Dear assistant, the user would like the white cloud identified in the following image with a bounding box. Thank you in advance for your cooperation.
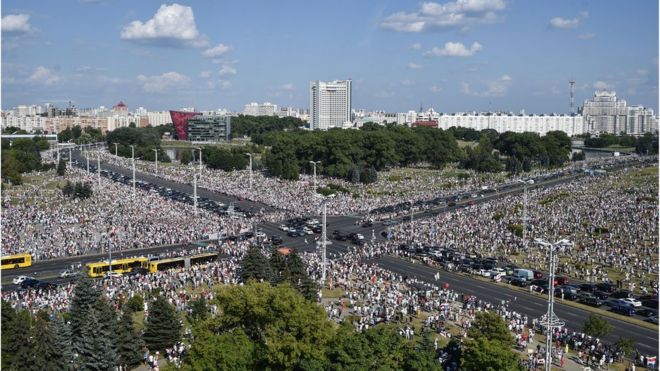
[121,4,207,47]
[382,0,506,33]
[430,85,442,93]
[28,66,60,86]
[2,14,33,33]
[410,43,422,50]
[401,79,416,86]
[593,81,611,90]
[424,41,482,57]
[550,12,588,29]
[578,33,595,40]
[199,71,211,79]
[207,80,231,90]
[280,83,295,91]
[137,71,189,92]
[407,62,422,69]
[202,43,231,58]
[461,74,512,97]
[218,65,237,76]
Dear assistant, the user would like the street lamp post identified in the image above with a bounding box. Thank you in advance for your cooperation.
[130,145,136,197]
[97,152,101,188]
[245,153,253,189]
[86,151,90,172]
[309,161,321,190]
[68,148,72,168]
[113,143,118,158]
[534,238,571,371]
[193,173,198,215]
[518,179,535,251]
[196,147,203,175]
[152,149,159,175]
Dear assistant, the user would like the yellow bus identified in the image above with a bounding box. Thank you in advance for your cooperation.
[148,252,218,273]
[1,253,33,270]
[86,257,148,278]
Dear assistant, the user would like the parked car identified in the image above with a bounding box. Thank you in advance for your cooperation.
[648,315,659,324]
[596,282,616,293]
[636,308,658,318]
[578,294,603,307]
[510,278,530,287]
[271,235,283,245]
[620,298,642,307]
[610,291,633,299]
[578,283,598,293]
[20,278,40,289]
[13,276,35,285]
[554,276,569,285]
[593,291,610,300]
[611,304,635,316]
[34,281,57,290]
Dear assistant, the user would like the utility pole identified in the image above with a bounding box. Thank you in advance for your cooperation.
[152,148,158,175]
[245,153,253,189]
[86,152,90,173]
[68,148,72,168]
[130,145,136,198]
[410,203,414,243]
[321,199,327,285]
[518,179,534,251]
[97,152,101,188]
[113,143,118,158]
[196,147,203,176]
[193,173,198,215]
[534,238,571,371]
[309,161,321,190]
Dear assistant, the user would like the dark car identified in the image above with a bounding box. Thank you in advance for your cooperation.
[596,282,616,293]
[361,221,373,228]
[531,279,546,287]
[34,281,58,290]
[352,239,366,246]
[578,294,603,307]
[610,291,633,299]
[287,230,299,238]
[578,283,598,293]
[271,235,283,245]
[554,276,569,286]
[611,304,635,316]
[636,308,658,318]
[510,278,530,287]
[334,234,347,241]
[641,298,658,309]
[20,278,40,289]
[592,291,610,300]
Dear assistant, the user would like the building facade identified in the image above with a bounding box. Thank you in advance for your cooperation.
[437,113,584,136]
[582,91,657,135]
[187,115,231,142]
[310,79,352,130]
[243,102,277,116]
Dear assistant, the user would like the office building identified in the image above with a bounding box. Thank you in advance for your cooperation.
[581,90,657,135]
[243,102,277,116]
[187,115,231,142]
[310,79,352,130]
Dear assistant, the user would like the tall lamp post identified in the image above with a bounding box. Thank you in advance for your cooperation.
[245,153,253,189]
[97,152,101,188]
[195,147,203,175]
[68,147,72,169]
[152,148,159,175]
[309,161,321,190]
[113,143,118,158]
[130,145,136,197]
[518,179,535,251]
[193,173,198,215]
[534,238,571,371]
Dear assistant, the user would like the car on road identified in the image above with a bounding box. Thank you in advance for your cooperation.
[287,230,299,238]
[271,235,283,245]
[636,308,658,318]
[361,221,373,228]
[578,293,603,307]
[611,304,635,316]
[510,278,530,287]
[554,276,569,286]
[12,276,35,285]
[34,281,58,290]
[20,278,40,289]
[578,283,598,293]
[648,315,659,324]
[619,298,642,307]
[59,269,80,278]
[595,282,616,293]
[610,290,633,299]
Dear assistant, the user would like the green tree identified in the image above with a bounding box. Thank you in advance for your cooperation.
[32,316,67,371]
[78,308,117,371]
[70,277,101,352]
[57,158,66,176]
[582,315,613,339]
[467,311,515,347]
[143,295,181,351]
[117,310,143,368]
[188,297,209,323]
[72,125,82,140]
[5,309,34,371]
[614,337,635,363]
[1,301,18,368]
[239,246,273,283]
[182,328,255,371]
[125,294,144,312]
[58,127,73,143]
[461,337,521,371]
[52,316,74,367]
[180,150,193,165]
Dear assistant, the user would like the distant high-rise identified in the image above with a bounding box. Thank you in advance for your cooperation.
[310,79,352,130]
[582,91,657,135]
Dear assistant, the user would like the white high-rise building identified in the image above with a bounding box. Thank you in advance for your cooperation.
[310,79,352,130]
[582,91,657,135]
[243,102,277,116]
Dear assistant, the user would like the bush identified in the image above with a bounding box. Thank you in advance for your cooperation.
[125,295,144,312]
[507,223,523,238]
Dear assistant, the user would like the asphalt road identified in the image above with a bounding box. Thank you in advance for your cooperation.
[6,149,655,352]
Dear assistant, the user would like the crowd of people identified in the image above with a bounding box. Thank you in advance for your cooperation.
[387,164,659,295]
[1,166,258,260]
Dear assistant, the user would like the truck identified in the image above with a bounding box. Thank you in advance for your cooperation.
[513,268,534,281]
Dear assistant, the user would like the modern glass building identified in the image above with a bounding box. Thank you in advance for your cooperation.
[187,115,231,142]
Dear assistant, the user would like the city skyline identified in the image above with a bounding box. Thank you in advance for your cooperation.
[2,0,658,113]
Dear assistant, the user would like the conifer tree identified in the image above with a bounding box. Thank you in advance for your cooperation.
[52,316,74,367]
[239,246,272,283]
[70,277,101,351]
[32,316,67,371]
[116,310,143,368]
[1,300,17,367]
[78,308,117,371]
[5,310,33,371]
[143,295,181,351]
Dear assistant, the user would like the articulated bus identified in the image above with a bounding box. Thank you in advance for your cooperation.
[86,257,149,278]
[1,253,33,270]
[147,252,219,273]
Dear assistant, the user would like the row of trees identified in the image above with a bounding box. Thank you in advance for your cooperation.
[1,278,181,371]
[105,126,172,162]
[582,132,658,155]
[57,125,104,144]
[231,115,305,139]
[61,181,94,199]
[1,137,52,185]
[259,124,573,180]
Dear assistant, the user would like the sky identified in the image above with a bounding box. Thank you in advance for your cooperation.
[1,0,658,113]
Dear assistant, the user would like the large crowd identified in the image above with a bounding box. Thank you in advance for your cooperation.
[388,164,659,295]
[89,146,636,217]
[1,166,258,260]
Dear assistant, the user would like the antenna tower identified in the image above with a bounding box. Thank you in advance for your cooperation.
[569,79,576,115]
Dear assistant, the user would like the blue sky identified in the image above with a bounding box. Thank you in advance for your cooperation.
[2,0,658,113]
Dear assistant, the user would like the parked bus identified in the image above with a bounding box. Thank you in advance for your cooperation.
[1,253,32,270]
[147,252,218,273]
[86,257,148,278]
